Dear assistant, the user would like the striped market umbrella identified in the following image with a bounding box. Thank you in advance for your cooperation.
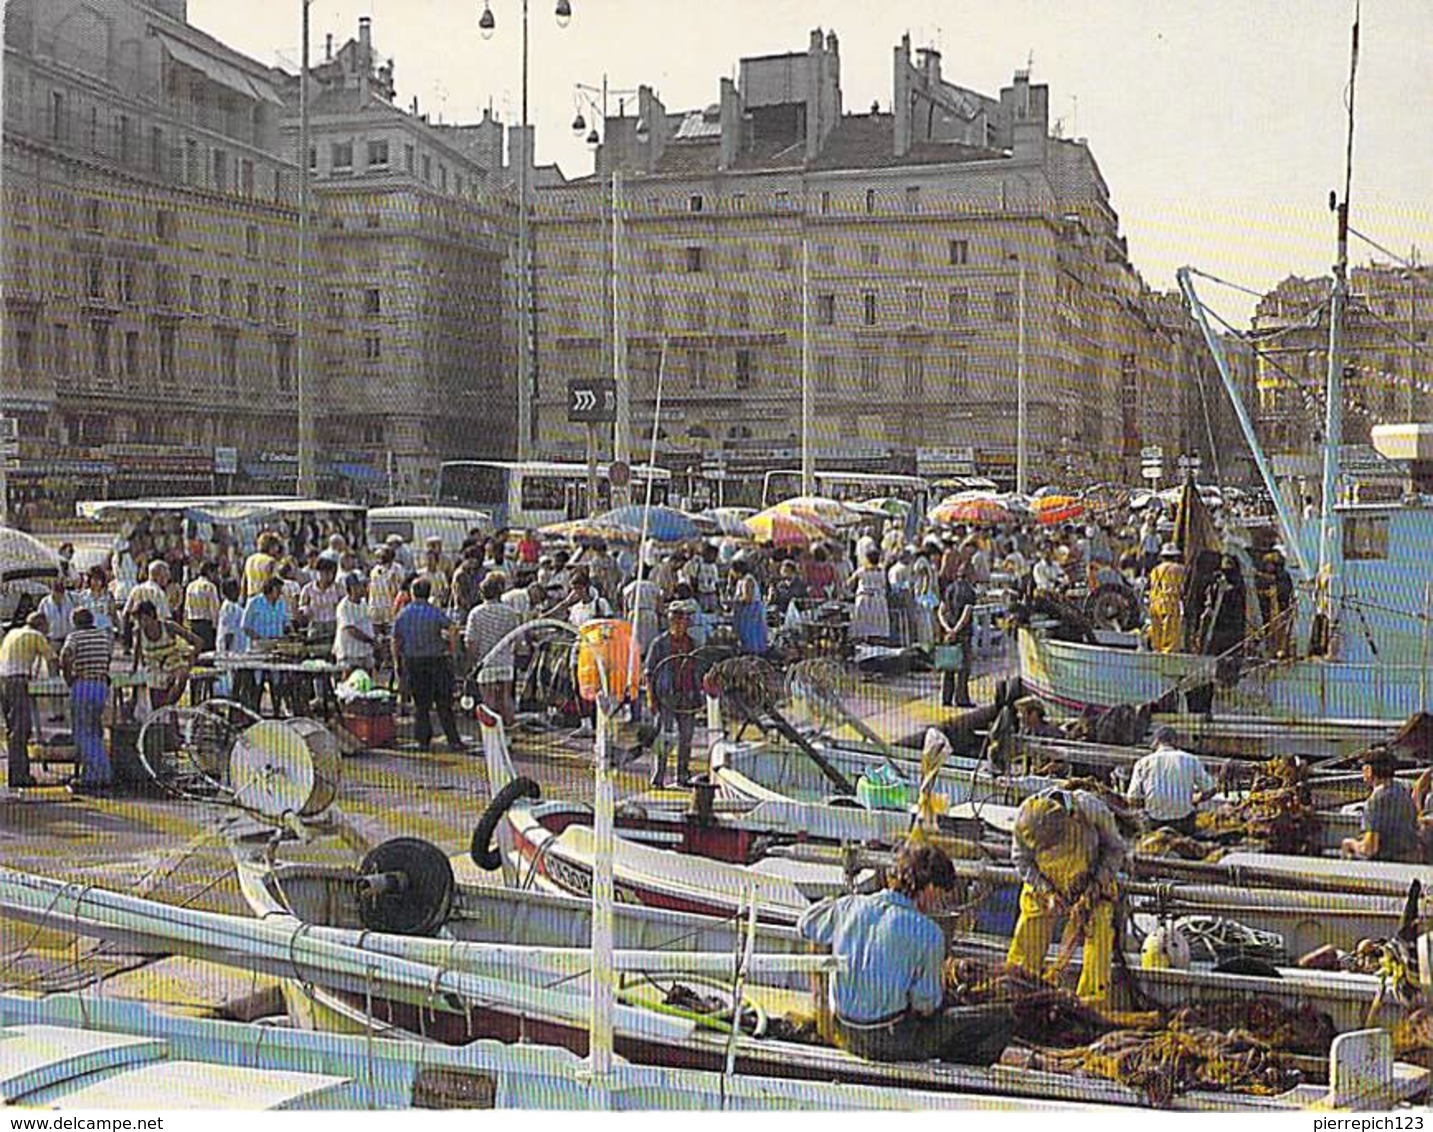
[745,511,830,548]
[1029,494,1086,525]
[929,498,1013,526]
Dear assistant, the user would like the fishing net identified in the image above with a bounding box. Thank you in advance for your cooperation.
[943,957,1327,1104]
[1196,757,1321,854]
[1137,828,1226,861]
[1027,1022,1303,1107]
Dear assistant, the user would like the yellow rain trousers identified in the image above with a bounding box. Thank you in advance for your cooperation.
[1145,561,1185,654]
[1006,822,1115,1004]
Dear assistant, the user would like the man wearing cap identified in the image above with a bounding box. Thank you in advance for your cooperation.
[643,599,704,787]
[1146,542,1185,654]
[1342,748,1421,863]
[1008,786,1126,1003]
[1126,726,1216,836]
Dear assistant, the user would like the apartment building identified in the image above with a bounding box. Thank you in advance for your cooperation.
[532,31,1206,492]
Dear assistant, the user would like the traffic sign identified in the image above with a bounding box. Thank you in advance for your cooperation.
[214,446,238,476]
[1141,466,1162,481]
[608,460,631,489]
[1140,445,1163,461]
[567,379,617,424]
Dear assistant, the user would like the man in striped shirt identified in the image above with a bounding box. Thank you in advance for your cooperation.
[61,608,112,793]
[184,561,221,653]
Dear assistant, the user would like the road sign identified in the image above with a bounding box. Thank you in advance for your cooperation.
[567,379,617,424]
[214,446,238,476]
[608,460,631,489]
[1141,466,1162,481]
[1140,445,1163,462]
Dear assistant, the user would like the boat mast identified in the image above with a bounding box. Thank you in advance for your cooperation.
[1314,2,1360,656]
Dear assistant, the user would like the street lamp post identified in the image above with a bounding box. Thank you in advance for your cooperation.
[573,79,646,505]
[296,0,316,497]
[481,0,571,462]
[1010,253,1028,494]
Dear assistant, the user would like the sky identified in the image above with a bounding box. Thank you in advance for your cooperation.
[188,0,1433,326]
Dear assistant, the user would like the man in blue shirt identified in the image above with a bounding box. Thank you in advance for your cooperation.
[240,576,292,714]
[393,577,464,751]
[797,843,1012,1064]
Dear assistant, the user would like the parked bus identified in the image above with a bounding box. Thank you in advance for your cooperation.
[435,461,672,530]
[760,470,931,517]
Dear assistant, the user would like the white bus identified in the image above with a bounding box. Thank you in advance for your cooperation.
[760,470,931,516]
[435,461,672,530]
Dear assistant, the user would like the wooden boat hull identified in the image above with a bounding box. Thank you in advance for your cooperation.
[1018,629,1430,724]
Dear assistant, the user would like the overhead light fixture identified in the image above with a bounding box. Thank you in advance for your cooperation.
[554,0,572,26]
[478,3,495,38]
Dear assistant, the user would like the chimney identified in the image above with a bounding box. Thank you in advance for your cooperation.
[718,77,740,170]
[893,34,913,157]
[357,17,372,103]
[637,85,667,173]
[1009,71,1047,162]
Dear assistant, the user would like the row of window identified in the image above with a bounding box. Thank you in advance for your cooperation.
[619,239,972,276]
[11,317,292,393]
[621,346,969,397]
[629,286,1007,332]
[40,89,283,203]
[313,138,469,197]
[61,254,291,324]
[670,186,969,216]
[325,287,384,321]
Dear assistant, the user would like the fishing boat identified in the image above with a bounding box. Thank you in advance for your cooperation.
[1018,29,1433,727]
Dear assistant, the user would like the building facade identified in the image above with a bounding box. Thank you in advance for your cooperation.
[1253,262,1430,494]
[532,31,1211,495]
[2,0,301,519]
[276,18,521,502]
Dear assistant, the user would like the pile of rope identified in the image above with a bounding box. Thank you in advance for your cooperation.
[943,957,1125,1047]
[1028,1021,1303,1107]
[1196,756,1321,854]
[1136,827,1226,862]
[943,957,1328,1104]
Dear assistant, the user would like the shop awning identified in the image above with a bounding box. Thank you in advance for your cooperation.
[334,462,385,484]
[155,31,284,106]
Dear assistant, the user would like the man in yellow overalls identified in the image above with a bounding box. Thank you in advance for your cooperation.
[1007,787,1127,1003]
[1145,541,1186,654]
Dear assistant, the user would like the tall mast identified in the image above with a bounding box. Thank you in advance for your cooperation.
[1313,2,1360,656]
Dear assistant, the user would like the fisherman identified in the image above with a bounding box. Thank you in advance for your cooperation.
[1125,725,1216,836]
[1014,696,1063,739]
[1203,553,1249,683]
[1341,748,1421,863]
[643,599,704,788]
[1253,549,1296,659]
[1008,786,1126,1003]
[798,843,1002,1063]
[1145,542,1185,654]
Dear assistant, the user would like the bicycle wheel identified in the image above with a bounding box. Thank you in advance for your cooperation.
[137,702,253,801]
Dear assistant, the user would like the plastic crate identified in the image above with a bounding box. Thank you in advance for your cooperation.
[342,709,395,749]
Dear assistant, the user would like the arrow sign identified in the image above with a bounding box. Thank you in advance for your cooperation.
[568,378,617,424]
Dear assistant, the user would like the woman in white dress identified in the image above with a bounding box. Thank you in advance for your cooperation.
[849,550,891,644]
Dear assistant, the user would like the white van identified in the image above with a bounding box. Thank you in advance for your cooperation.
[366,506,493,554]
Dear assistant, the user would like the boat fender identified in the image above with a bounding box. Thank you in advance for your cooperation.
[1141,923,1191,971]
[471,776,542,870]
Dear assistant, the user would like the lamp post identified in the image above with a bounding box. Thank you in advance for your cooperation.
[1009,253,1028,494]
[296,0,316,497]
[573,78,647,505]
[480,0,571,462]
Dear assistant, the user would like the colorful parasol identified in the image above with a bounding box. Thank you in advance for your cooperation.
[766,495,862,528]
[538,518,641,545]
[744,511,830,548]
[1029,494,1086,525]
[929,498,1013,525]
